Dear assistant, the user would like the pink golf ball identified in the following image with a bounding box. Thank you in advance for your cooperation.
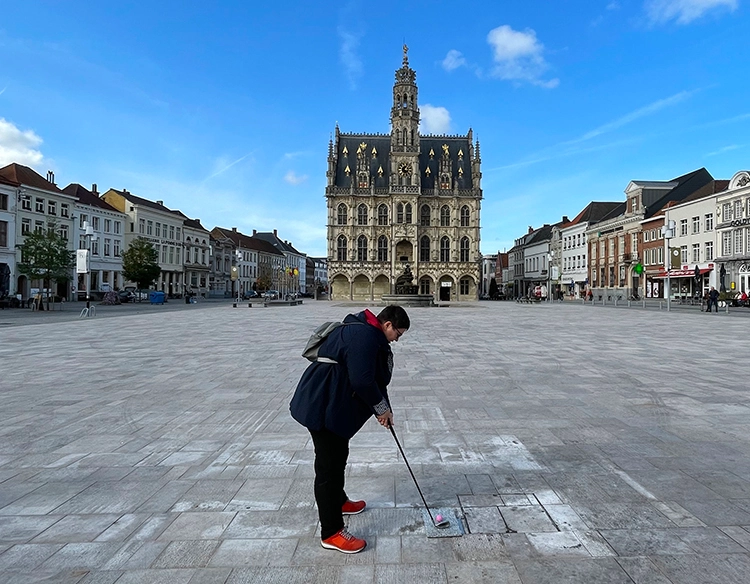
[435,514,443,522]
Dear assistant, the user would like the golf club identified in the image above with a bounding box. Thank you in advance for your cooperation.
[388,422,450,529]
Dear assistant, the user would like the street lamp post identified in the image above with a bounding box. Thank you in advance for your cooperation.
[77,220,98,318]
[662,218,676,312]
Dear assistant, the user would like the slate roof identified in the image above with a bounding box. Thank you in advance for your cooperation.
[253,232,304,256]
[0,174,19,187]
[211,227,285,256]
[0,163,64,193]
[643,168,714,219]
[108,188,176,214]
[62,183,121,212]
[334,134,473,191]
[182,217,209,232]
[569,202,623,225]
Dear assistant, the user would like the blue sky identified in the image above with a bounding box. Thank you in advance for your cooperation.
[1,0,748,256]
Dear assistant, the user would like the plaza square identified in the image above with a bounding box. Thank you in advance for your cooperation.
[1,301,750,583]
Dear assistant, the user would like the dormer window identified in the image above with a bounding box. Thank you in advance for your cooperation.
[630,197,638,212]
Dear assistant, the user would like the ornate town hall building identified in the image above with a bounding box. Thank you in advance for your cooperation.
[326,47,483,302]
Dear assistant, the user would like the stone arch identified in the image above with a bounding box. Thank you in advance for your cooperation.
[418,274,433,296]
[438,274,455,302]
[458,274,477,300]
[373,274,390,298]
[330,273,351,301]
[352,273,371,301]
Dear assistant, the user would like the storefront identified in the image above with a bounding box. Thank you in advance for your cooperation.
[653,265,713,301]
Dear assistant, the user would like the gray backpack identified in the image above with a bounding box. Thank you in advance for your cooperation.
[301,321,345,362]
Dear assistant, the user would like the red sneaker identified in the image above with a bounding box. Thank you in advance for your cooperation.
[341,499,366,515]
[321,528,366,553]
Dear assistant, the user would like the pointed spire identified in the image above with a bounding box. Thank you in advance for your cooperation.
[402,43,409,67]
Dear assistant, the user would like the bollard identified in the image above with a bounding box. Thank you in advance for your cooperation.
[659,301,663,310]
[642,299,646,309]
[627,300,631,308]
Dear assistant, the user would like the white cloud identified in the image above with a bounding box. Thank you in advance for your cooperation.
[706,144,741,156]
[645,0,737,24]
[0,118,45,168]
[284,170,308,185]
[486,25,559,88]
[338,27,363,90]
[607,1,621,9]
[442,50,467,72]
[420,105,451,134]
[568,90,694,144]
[203,153,252,182]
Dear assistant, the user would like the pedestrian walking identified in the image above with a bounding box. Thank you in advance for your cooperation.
[289,305,410,554]
[707,286,719,313]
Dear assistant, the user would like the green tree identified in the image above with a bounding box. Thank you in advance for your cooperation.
[121,237,161,292]
[17,220,74,311]
[489,277,499,300]
[256,274,272,291]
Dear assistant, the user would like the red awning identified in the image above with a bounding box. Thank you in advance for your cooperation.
[653,267,712,279]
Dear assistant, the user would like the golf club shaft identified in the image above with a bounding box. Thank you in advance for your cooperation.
[388,424,436,523]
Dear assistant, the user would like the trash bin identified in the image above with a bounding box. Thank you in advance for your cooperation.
[149,291,165,304]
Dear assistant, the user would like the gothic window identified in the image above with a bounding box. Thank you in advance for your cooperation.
[357,204,368,225]
[460,206,470,227]
[440,206,450,227]
[440,236,450,262]
[420,204,430,226]
[358,173,368,188]
[460,278,470,295]
[397,203,404,223]
[420,236,430,262]
[337,235,348,261]
[405,203,412,223]
[411,129,414,145]
[420,278,431,295]
[337,204,348,225]
[395,129,401,144]
[460,237,470,262]
[378,204,388,225]
[377,235,388,261]
[440,174,450,189]
[357,235,368,261]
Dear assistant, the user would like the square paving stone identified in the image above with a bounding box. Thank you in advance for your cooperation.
[208,538,298,567]
[157,512,236,541]
[345,508,425,538]
[444,561,522,584]
[171,480,245,513]
[514,557,634,584]
[0,543,63,571]
[151,539,219,568]
[465,507,505,534]
[500,506,558,533]
[112,568,195,584]
[29,514,120,544]
[0,515,62,543]
[223,509,318,539]
[225,478,293,511]
[598,529,694,555]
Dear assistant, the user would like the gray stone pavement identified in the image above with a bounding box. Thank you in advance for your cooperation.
[1,301,750,583]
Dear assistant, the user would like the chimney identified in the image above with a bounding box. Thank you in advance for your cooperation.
[252,229,257,236]
[91,183,98,195]
[47,171,55,184]
[528,226,533,234]
[562,216,569,223]
[273,229,278,237]
[156,200,163,206]
[232,227,237,232]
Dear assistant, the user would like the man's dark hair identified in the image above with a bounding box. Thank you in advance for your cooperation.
[377,305,410,330]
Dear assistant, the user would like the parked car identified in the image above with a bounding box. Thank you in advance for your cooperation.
[118,290,135,303]
[263,290,280,300]
[242,290,259,299]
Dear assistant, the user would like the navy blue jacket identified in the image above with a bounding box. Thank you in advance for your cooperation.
[290,311,393,439]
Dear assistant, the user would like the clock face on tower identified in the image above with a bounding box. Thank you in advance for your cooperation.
[399,163,412,176]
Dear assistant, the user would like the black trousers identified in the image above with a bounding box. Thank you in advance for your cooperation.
[309,428,350,540]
